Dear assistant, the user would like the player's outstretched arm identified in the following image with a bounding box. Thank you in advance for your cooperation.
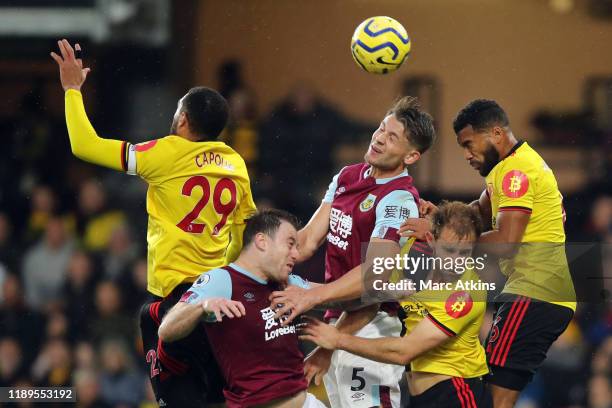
[319,237,402,303]
[159,301,206,343]
[303,304,379,385]
[51,39,127,171]
[300,314,448,366]
[271,237,401,324]
[159,298,246,342]
[297,202,331,263]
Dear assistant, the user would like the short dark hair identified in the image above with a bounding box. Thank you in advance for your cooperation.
[243,209,301,247]
[431,201,483,240]
[387,96,436,153]
[453,99,510,134]
[182,87,229,141]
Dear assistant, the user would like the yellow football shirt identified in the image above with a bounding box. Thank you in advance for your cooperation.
[127,136,256,297]
[399,269,489,378]
[485,141,576,311]
[64,89,256,298]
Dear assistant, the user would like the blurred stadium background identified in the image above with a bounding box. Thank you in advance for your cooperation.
[0,1,610,407]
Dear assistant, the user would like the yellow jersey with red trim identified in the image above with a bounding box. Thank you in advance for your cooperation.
[399,269,489,378]
[485,141,575,311]
[126,137,256,297]
[64,89,256,298]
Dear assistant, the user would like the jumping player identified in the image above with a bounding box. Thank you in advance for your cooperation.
[51,39,256,407]
[158,210,326,408]
[449,99,575,407]
[300,201,492,408]
[271,97,436,407]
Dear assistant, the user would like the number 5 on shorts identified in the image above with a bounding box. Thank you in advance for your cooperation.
[351,367,366,391]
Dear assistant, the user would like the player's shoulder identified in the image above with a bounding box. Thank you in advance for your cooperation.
[132,135,179,157]
[194,267,232,287]
[181,267,233,304]
[490,146,540,189]
[378,188,417,203]
[375,190,418,219]
[133,136,167,151]
[209,141,244,158]
[499,142,542,173]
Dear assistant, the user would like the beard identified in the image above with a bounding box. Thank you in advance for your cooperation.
[479,143,500,176]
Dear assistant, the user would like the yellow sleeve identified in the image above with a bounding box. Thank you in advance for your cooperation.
[426,292,485,336]
[496,160,536,214]
[65,89,127,171]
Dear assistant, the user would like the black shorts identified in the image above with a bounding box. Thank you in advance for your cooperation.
[140,284,226,408]
[484,294,574,391]
[409,377,492,408]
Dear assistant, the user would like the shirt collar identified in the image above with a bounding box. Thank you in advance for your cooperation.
[503,140,524,160]
[229,263,267,285]
[364,166,409,185]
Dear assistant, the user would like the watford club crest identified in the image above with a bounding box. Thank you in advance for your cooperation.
[359,194,377,212]
[444,291,473,319]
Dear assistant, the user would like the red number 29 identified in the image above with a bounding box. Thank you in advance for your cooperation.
[177,176,237,235]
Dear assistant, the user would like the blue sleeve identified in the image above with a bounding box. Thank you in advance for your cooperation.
[180,268,232,305]
[371,190,418,242]
[322,171,341,203]
[288,274,311,289]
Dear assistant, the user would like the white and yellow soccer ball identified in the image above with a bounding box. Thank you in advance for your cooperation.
[351,16,411,74]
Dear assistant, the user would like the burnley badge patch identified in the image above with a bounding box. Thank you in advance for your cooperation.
[359,194,377,212]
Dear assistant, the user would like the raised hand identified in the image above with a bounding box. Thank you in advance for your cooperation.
[50,39,91,91]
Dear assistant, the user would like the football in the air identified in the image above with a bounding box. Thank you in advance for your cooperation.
[351,16,411,74]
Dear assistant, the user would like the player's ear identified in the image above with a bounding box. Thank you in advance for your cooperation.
[403,150,420,166]
[253,232,267,251]
[178,111,189,130]
[491,126,504,145]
